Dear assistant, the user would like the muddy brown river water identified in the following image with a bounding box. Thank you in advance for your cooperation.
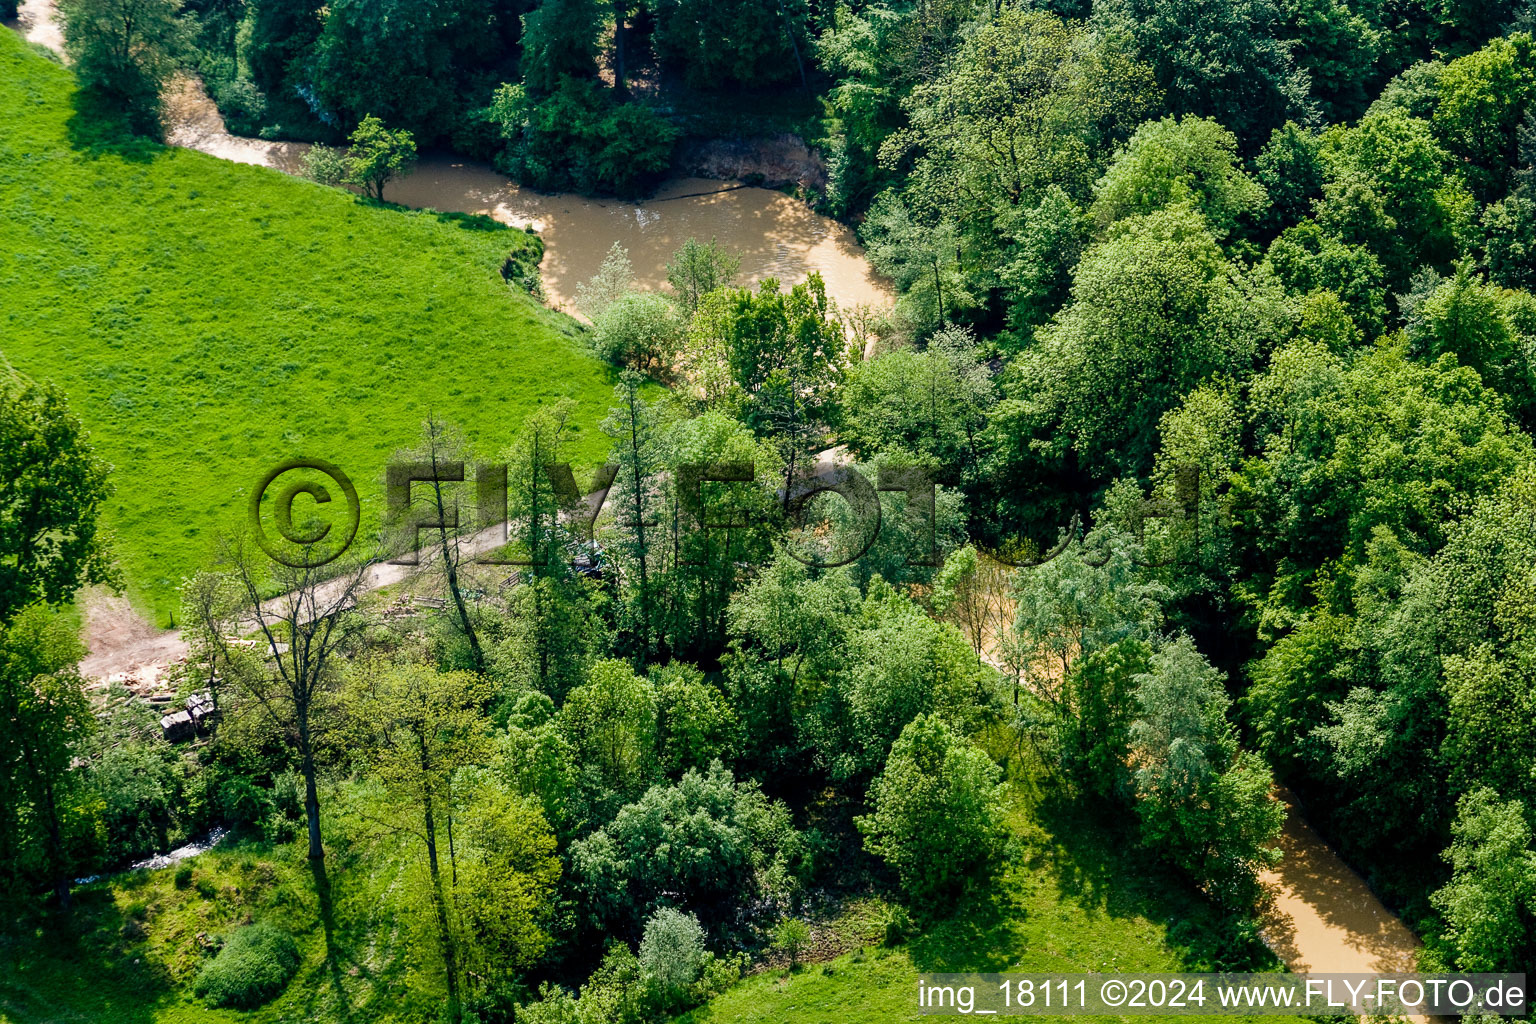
[158,78,888,314]
[9,4,1423,985]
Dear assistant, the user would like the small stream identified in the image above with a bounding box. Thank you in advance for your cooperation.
[74,826,231,885]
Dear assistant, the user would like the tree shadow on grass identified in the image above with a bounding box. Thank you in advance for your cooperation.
[287,857,379,1024]
[1031,788,1276,972]
[0,885,175,1024]
[65,86,160,162]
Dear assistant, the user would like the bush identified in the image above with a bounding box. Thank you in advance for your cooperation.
[211,77,268,135]
[173,864,193,889]
[770,916,811,967]
[192,922,300,1009]
[882,903,915,946]
[570,763,807,935]
[856,714,1007,908]
[638,907,707,999]
[302,144,350,187]
[591,292,683,375]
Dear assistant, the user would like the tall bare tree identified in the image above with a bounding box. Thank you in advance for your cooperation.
[225,536,372,863]
[390,416,484,673]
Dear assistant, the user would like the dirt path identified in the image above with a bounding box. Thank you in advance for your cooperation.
[1259,788,1422,975]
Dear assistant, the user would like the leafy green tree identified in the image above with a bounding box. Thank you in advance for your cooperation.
[878,8,1158,324]
[1432,33,1536,199]
[649,0,810,89]
[558,659,657,799]
[1418,468,1536,809]
[391,416,485,672]
[650,411,781,661]
[1129,637,1283,905]
[1090,115,1268,240]
[519,0,600,95]
[931,545,1017,671]
[1430,788,1536,971]
[807,577,991,780]
[242,0,323,99]
[592,293,684,375]
[309,0,516,141]
[488,79,679,197]
[651,662,737,777]
[225,538,372,865]
[1314,109,1472,291]
[814,3,948,216]
[492,693,582,837]
[500,399,590,693]
[516,0,592,94]
[1254,122,1326,237]
[839,325,995,477]
[1262,219,1386,337]
[860,197,969,333]
[666,238,740,317]
[1093,0,1308,145]
[0,605,92,907]
[1228,337,1532,633]
[0,382,118,624]
[346,664,491,1023]
[452,772,562,997]
[1480,191,1536,291]
[1407,263,1536,424]
[1010,527,1166,769]
[725,554,859,775]
[687,275,844,498]
[1022,204,1285,478]
[59,0,184,135]
[637,907,707,1006]
[345,115,417,201]
[856,714,1007,907]
[571,762,806,935]
[996,185,1090,334]
[1277,0,1381,120]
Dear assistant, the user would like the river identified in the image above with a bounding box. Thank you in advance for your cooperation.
[158,77,889,314]
[9,4,1424,985]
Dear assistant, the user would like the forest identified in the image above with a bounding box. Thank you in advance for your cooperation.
[4,0,1536,1020]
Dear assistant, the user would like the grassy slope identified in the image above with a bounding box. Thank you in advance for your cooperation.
[678,784,1275,1024]
[0,778,1273,1024]
[0,781,438,1024]
[0,33,618,620]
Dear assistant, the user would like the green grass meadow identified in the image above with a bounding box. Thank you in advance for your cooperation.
[675,782,1273,1024]
[0,772,1273,1024]
[0,32,620,620]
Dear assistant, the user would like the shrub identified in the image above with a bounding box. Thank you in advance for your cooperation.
[192,922,300,1009]
[591,292,683,375]
[302,144,350,188]
[856,714,1007,908]
[638,907,707,997]
[173,864,193,889]
[570,763,807,935]
[882,903,915,946]
[211,77,267,135]
[770,916,811,967]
